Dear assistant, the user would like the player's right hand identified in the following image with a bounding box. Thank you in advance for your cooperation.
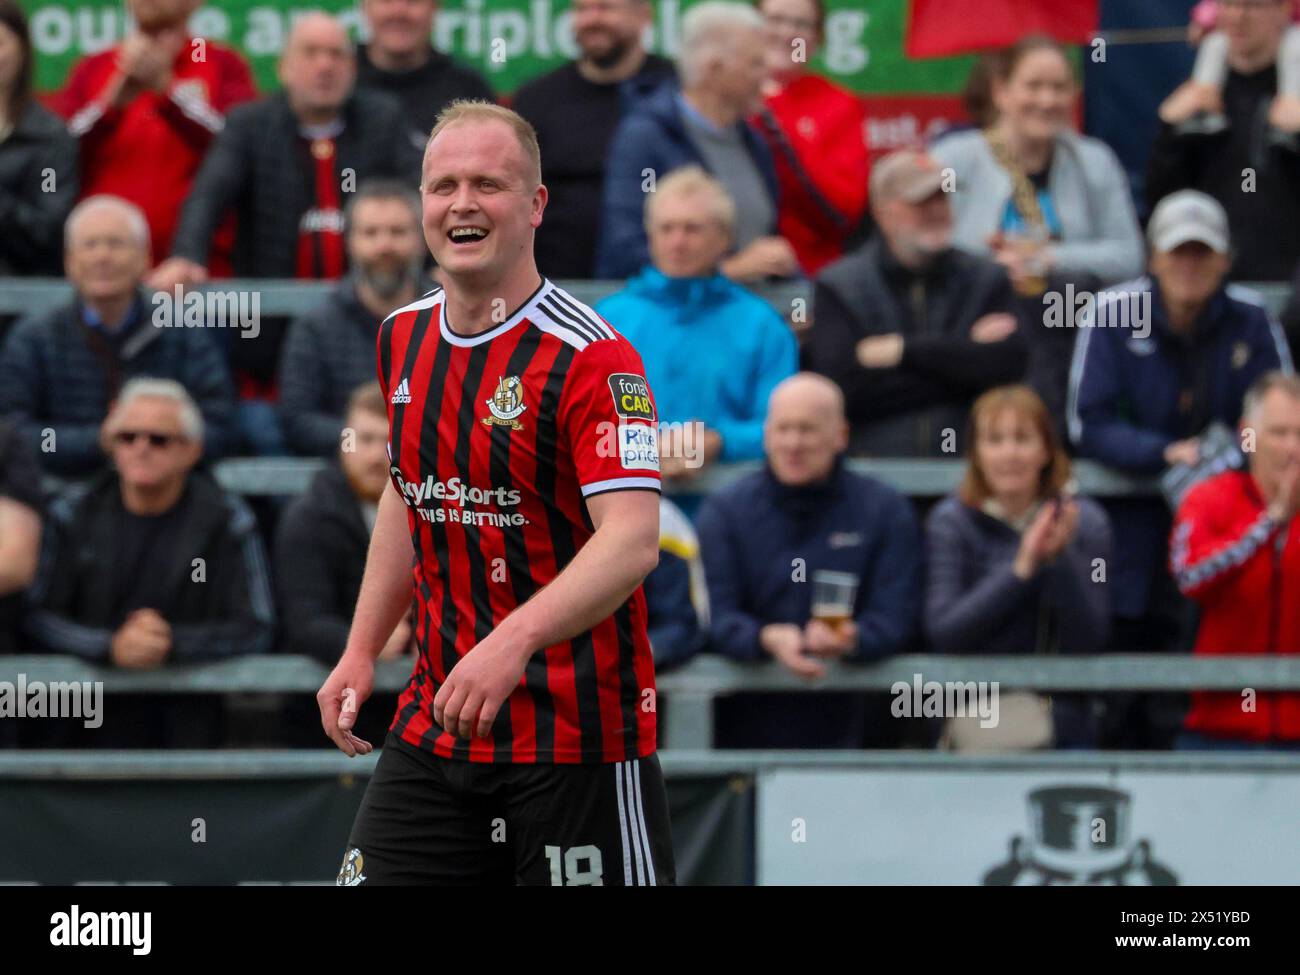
[317,650,376,757]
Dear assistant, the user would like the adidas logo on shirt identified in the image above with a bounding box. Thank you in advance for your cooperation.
[390,378,411,405]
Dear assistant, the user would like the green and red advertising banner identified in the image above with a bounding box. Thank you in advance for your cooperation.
[18,1,993,155]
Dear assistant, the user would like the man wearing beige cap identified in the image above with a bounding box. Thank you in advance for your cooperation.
[1068,187,1292,749]
[805,148,1027,457]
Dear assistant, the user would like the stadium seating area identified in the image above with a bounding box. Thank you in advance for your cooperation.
[7,0,1300,759]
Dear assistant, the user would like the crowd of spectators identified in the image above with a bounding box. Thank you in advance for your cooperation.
[4,0,1300,753]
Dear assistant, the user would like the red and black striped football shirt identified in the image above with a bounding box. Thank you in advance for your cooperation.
[378,278,662,763]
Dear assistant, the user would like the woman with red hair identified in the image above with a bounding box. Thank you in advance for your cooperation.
[924,385,1112,750]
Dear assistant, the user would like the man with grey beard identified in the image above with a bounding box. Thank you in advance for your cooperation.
[805,148,1025,457]
[279,179,433,456]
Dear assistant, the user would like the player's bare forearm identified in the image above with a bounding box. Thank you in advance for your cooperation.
[497,489,660,656]
[318,484,409,755]
[342,481,415,662]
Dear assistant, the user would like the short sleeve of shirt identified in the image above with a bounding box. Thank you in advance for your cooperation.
[559,336,661,499]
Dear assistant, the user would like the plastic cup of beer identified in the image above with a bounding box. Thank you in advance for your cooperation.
[811,570,858,636]
[1009,229,1049,296]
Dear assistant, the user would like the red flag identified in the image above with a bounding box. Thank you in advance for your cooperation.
[905,0,1100,58]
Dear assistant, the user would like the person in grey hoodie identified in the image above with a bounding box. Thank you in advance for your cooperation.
[924,384,1112,748]
[930,35,1144,291]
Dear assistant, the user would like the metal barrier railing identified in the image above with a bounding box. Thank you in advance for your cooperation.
[4,747,1300,778]
[4,653,1295,750]
[0,278,812,320]
[0,277,1288,321]
[10,276,1285,499]
[211,455,1161,497]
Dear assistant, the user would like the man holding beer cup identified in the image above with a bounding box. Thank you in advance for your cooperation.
[696,373,924,748]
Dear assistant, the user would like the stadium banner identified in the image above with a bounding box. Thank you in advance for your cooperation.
[0,772,751,885]
[905,0,1099,58]
[756,766,1300,885]
[20,0,977,143]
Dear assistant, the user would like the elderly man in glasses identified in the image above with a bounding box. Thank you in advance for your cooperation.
[27,378,274,687]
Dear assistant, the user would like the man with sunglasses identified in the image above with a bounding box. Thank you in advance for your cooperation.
[25,378,274,744]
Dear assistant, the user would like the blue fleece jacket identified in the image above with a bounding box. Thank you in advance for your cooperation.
[597,268,796,462]
[594,83,778,279]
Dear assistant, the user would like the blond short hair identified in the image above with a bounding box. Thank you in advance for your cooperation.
[424,100,542,188]
[644,165,736,236]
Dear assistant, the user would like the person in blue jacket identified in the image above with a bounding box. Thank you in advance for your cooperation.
[596,165,797,499]
[697,373,923,749]
[1067,189,1292,747]
[593,2,796,283]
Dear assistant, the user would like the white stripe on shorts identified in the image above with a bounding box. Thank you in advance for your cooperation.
[624,761,647,884]
[615,760,634,885]
[632,760,657,886]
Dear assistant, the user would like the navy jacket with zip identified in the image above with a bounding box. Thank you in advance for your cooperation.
[1067,276,1291,618]
[0,291,239,476]
[595,83,779,279]
[697,459,922,747]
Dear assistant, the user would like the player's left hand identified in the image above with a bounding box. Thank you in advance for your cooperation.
[433,631,530,739]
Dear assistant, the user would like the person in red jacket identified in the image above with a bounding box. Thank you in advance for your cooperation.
[55,0,255,268]
[752,0,870,276]
[1170,370,1300,750]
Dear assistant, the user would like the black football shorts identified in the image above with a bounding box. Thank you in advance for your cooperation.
[337,732,676,886]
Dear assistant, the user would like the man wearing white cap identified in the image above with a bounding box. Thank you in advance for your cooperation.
[1068,188,1293,748]
[806,148,1027,457]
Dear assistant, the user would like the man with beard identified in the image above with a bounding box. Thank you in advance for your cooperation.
[279,179,433,456]
[512,0,675,279]
[805,148,1026,457]
[356,0,495,155]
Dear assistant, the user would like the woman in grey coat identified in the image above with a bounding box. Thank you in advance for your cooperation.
[930,35,1143,291]
[924,385,1112,749]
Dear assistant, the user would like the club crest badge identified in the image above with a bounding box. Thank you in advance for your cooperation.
[483,375,526,430]
[336,847,367,886]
